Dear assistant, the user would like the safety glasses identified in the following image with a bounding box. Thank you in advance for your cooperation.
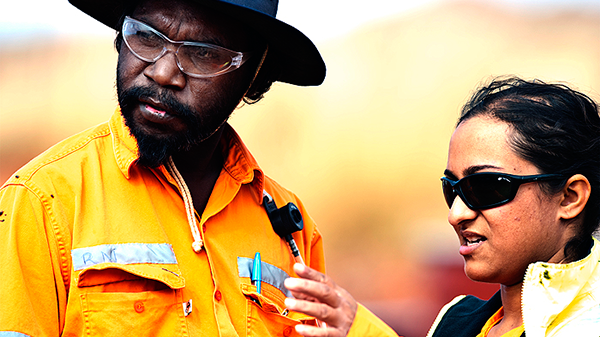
[122,16,252,78]
[441,172,565,210]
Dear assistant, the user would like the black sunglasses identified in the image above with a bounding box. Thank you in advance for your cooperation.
[441,172,565,210]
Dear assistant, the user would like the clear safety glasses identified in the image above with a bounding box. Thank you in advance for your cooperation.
[122,16,252,78]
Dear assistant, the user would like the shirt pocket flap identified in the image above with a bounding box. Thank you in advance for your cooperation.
[241,283,316,323]
[77,263,185,289]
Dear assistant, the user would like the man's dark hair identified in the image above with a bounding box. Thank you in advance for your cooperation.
[459,77,600,262]
[113,2,279,104]
[242,50,281,104]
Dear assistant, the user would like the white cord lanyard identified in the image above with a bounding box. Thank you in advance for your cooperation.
[166,156,204,253]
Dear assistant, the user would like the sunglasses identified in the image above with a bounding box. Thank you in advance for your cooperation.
[441,172,565,210]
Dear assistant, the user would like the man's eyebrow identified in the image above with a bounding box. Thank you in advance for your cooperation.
[176,32,225,47]
[194,36,224,46]
[132,15,226,46]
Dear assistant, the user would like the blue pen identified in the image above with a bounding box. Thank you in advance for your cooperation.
[252,252,262,294]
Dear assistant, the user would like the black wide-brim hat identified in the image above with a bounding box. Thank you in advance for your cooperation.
[68,0,326,86]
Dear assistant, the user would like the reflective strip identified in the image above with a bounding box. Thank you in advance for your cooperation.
[0,332,31,337]
[238,257,291,297]
[72,243,177,271]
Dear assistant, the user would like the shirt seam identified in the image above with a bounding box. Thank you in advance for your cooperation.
[9,181,71,294]
[14,128,111,182]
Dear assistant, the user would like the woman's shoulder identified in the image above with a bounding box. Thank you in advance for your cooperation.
[427,292,501,337]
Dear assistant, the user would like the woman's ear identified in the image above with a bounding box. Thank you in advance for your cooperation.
[558,174,591,221]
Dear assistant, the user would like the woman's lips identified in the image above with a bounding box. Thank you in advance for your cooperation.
[459,232,487,256]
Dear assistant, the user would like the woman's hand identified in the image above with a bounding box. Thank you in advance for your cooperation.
[284,263,358,337]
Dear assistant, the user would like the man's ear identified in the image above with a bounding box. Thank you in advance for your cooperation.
[558,174,591,221]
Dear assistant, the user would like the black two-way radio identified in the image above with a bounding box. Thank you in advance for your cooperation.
[262,191,305,264]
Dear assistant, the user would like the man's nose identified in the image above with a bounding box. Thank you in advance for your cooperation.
[143,50,186,89]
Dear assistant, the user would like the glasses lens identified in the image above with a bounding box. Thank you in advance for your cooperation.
[441,179,457,208]
[461,174,513,209]
[178,44,236,76]
[122,17,247,77]
[123,21,164,61]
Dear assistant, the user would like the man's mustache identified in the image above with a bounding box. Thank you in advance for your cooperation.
[119,86,197,120]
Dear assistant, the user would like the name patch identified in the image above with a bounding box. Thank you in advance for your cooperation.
[72,243,177,271]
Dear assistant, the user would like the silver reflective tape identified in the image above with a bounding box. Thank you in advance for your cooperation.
[72,243,177,271]
[238,257,292,297]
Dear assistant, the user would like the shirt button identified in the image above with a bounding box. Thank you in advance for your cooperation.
[283,326,293,336]
[214,290,222,301]
[202,224,207,233]
[134,301,145,313]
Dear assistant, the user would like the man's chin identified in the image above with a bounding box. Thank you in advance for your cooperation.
[121,111,183,167]
[136,153,169,168]
[119,100,230,168]
[135,136,175,168]
[117,84,235,168]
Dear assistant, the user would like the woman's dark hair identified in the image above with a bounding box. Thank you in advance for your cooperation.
[459,77,600,262]
[113,1,279,104]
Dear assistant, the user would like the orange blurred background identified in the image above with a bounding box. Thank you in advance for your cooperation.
[1,1,599,336]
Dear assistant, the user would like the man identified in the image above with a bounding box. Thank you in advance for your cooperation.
[0,0,397,336]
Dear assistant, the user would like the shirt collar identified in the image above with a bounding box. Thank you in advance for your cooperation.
[109,108,265,202]
[220,123,265,203]
[109,108,138,179]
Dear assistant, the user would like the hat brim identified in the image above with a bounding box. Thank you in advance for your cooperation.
[68,0,326,86]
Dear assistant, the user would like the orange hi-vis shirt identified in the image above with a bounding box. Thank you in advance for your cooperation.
[0,110,397,337]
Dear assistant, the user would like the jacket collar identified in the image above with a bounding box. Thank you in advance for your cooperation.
[108,108,265,202]
[522,237,600,334]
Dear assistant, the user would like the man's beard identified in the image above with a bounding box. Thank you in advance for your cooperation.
[117,76,237,168]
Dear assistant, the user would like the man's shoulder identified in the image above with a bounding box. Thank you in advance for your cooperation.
[262,175,303,205]
[4,122,112,185]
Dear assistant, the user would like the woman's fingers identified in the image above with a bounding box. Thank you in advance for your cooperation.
[284,263,358,336]
[285,276,342,308]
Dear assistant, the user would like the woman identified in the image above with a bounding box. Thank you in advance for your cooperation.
[283,77,600,337]
[427,77,600,336]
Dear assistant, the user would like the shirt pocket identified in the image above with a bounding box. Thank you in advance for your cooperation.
[77,263,188,337]
[241,283,316,337]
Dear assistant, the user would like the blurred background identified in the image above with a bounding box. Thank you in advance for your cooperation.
[1,0,599,335]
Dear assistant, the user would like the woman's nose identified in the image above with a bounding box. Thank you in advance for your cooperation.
[447,195,478,227]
